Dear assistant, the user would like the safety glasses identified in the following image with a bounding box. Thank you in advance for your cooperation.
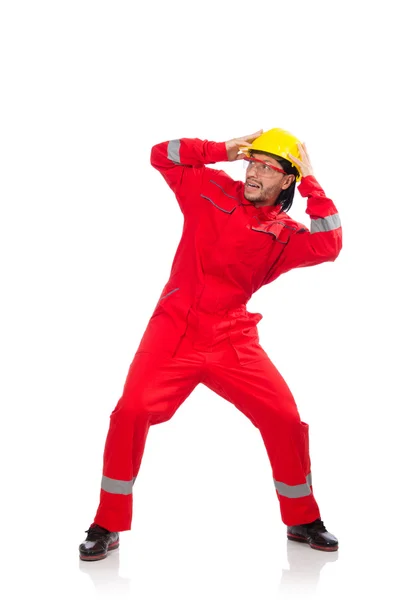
[243,156,287,176]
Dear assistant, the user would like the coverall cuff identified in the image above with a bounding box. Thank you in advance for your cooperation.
[299,175,339,220]
[210,141,229,163]
[297,175,324,197]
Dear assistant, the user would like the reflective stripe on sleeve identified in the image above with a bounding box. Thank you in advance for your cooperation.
[274,473,312,499]
[167,139,181,164]
[311,213,341,233]
[101,475,137,495]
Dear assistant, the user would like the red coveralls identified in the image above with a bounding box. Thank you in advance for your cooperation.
[94,138,342,531]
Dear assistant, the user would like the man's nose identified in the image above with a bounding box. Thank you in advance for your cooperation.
[247,162,259,174]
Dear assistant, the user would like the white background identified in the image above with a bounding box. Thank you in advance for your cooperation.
[1,1,396,598]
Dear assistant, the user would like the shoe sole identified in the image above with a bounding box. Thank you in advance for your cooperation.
[79,540,120,561]
[287,533,338,552]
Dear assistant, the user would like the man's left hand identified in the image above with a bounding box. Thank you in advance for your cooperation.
[288,143,314,178]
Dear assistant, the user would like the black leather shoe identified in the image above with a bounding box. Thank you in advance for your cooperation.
[287,519,338,552]
[79,523,120,561]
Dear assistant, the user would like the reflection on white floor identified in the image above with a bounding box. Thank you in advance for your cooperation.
[277,541,338,597]
[78,541,339,598]
[79,550,131,597]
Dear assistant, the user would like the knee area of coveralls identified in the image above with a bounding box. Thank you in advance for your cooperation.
[110,398,150,424]
[109,387,180,430]
[263,417,310,459]
[254,398,302,437]
[111,359,164,422]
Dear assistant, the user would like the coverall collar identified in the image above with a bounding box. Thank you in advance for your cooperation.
[240,193,283,218]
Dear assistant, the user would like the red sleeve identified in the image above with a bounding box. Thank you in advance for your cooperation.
[150,138,228,214]
[264,176,342,285]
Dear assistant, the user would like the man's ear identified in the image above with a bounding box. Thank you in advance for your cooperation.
[282,175,295,190]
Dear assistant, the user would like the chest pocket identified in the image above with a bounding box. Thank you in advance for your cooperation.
[200,179,238,214]
[249,220,296,243]
[237,220,297,267]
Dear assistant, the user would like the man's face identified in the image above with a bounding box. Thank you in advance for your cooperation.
[243,152,294,207]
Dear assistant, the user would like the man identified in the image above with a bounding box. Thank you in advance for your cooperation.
[79,128,342,561]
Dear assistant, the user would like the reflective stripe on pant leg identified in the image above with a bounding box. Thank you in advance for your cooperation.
[101,475,137,495]
[274,474,313,498]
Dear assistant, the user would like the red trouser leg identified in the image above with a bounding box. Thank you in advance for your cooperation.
[93,349,203,532]
[202,335,321,527]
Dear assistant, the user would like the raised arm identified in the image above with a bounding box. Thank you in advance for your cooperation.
[150,138,227,213]
[150,131,262,213]
[264,144,342,284]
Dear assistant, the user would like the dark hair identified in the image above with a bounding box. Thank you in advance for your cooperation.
[249,150,299,212]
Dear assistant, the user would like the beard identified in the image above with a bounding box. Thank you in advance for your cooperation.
[243,180,281,206]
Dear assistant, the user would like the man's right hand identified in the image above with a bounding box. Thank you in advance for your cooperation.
[225,130,263,161]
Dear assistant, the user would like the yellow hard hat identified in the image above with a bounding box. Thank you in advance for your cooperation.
[242,128,302,181]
